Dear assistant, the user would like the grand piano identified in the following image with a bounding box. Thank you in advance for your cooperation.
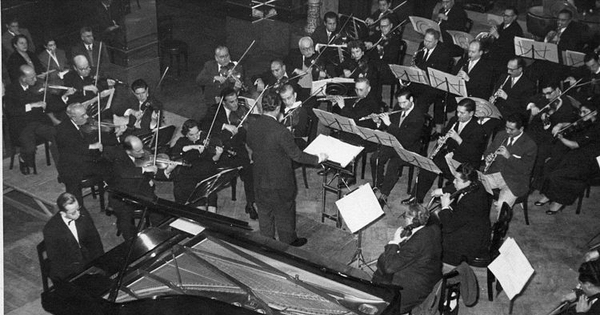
[41,190,402,315]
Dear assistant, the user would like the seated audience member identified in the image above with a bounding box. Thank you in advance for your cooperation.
[2,17,36,58]
[536,102,600,214]
[170,119,222,212]
[43,192,104,281]
[105,135,176,240]
[372,204,442,314]
[71,27,111,74]
[38,36,70,88]
[558,259,600,314]
[7,34,44,83]
[430,163,492,268]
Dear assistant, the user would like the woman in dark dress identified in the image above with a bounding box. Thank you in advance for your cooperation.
[7,34,43,83]
[372,204,442,313]
[536,102,600,214]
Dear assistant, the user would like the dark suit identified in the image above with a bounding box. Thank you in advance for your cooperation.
[411,43,453,124]
[484,130,537,198]
[200,103,255,205]
[372,224,443,313]
[493,74,536,121]
[104,146,168,240]
[546,21,588,54]
[367,32,402,83]
[55,119,116,206]
[435,3,468,47]
[2,28,35,58]
[43,207,104,281]
[112,94,163,137]
[4,82,57,166]
[246,114,319,244]
[416,116,486,202]
[310,25,341,46]
[335,96,380,149]
[452,57,493,99]
[371,107,425,196]
[439,184,492,265]
[6,51,44,83]
[490,22,523,69]
[196,60,245,104]
[70,41,110,73]
[62,70,110,105]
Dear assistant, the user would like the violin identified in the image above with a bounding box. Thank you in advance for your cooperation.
[198,130,237,158]
[219,61,248,92]
[547,288,584,315]
[134,151,190,169]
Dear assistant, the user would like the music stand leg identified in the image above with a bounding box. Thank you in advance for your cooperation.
[348,229,375,272]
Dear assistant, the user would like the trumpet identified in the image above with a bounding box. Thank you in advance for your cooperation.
[358,110,403,121]
[429,122,456,159]
[317,95,360,101]
[483,137,507,173]
[490,75,511,105]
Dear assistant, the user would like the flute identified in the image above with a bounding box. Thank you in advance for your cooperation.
[490,75,511,105]
[317,95,360,101]
[483,137,508,173]
[358,110,403,121]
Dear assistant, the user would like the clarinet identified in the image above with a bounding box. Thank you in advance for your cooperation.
[483,137,508,173]
[411,47,426,68]
[490,75,511,105]
[429,122,457,159]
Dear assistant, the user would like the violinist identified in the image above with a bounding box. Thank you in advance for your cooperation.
[196,45,245,104]
[310,12,344,70]
[285,37,328,107]
[278,84,310,148]
[62,55,114,106]
[4,65,59,175]
[536,102,600,215]
[365,17,401,85]
[199,87,258,220]
[365,0,399,34]
[55,103,121,208]
[565,53,600,102]
[339,40,381,102]
[113,79,163,138]
[553,259,600,314]
[171,119,222,213]
[254,59,296,94]
[105,135,176,240]
[430,163,491,270]
[526,80,578,190]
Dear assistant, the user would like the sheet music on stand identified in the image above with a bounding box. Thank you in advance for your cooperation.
[488,237,535,300]
[563,50,586,67]
[389,64,430,86]
[514,36,559,63]
[409,16,441,39]
[427,68,468,97]
[351,122,402,148]
[311,78,355,96]
[304,134,363,168]
[446,30,474,50]
[336,183,384,233]
[313,108,357,133]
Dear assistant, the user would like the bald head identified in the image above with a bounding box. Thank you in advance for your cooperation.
[66,103,88,125]
[124,135,145,158]
[298,37,315,58]
[19,65,37,86]
[73,55,91,77]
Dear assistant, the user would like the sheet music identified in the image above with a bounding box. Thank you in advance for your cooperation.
[488,237,535,300]
[427,68,468,97]
[336,183,384,233]
[563,50,585,67]
[351,122,402,147]
[389,64,430,86]
[169,218,206,236]
[514,36,559,63]
[313,108,357,133]
[304,134,364,168]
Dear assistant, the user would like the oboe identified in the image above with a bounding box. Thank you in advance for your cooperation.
[429,122,457,159]
[490,75,511,105]
[483,137,508,173]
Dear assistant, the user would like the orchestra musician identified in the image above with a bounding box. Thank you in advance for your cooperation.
[487,7,523,79]
[246,92,328,247]
[452,40,494,99]
[286,37,329,96]
[370,89,425,206]
[365,0,399,31]
[565,52,600,102]
[196,45,245,104]
[104,135,176,240]
[430,163,492,269]
[55,103,121,207]
[311,11,341,46]
[199,87,258,220]
[365,17,402,84]
[170,119,222,213]
[481,114,537,220]
[410,28,452,135]
[112,79,163,138]
[43,192,104,282]
[62,55,114,106]
[490,56,535,121]
[526,80,578,190]
[4,65,59,175]
[432,0,468,56]
[371,203,442,314]
[278,84,311,148]
[536,102,600,214]
[253,59,297,94]
[339,40,381,102]
[555,259,600,314]
[405,98,486,204]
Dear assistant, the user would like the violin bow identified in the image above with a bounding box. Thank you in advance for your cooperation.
[237,85,270,128]
[152,109,161,166]
[43,53,52,103]
[371,0,408,26]
[538,78,582,113]
[226,40,256,80]
[156,66,169,91]
[366,19,408,51]
[94,42,104,142]
[204,96,225,146]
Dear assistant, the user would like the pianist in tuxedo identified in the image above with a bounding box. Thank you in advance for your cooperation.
[43,192,104,281]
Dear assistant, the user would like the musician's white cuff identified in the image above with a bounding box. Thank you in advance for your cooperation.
[25,104,32,112]
[61,95,69,104]
[526,103,535,110]
[124,108,134,116]
[511,154,521,159]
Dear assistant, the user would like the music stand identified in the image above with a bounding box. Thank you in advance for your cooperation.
[563,50,585,67]
[185,167,241,206]
[514,36,559,63]
[428,68,468,126]
[389,64,430,87]
[336,183,384,271]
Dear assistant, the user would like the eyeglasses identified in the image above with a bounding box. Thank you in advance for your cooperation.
[78,66,91,71]
[542,91,555,96]
[507,67,521,71]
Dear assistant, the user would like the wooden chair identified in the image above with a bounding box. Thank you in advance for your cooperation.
[80,175,106,212]
[36,241,52,292]
[158,16,189,76]
[9,137,52,175]
[575,175,600,214]
[469,202,514,311]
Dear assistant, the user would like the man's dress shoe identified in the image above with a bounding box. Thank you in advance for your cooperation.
[245,204,258,220]
[401,196,416,205]
[290,238,307,247]
[19,159,30,175]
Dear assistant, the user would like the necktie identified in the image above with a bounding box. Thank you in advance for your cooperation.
[68,220,74,225]
[507,137,513,147]
[399,112,407,126]
[87,45,94,65]
[425,49,431,61]
[467,60,474,73]
[511,78,516,88]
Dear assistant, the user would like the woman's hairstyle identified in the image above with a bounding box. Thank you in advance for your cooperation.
[456,163,478,183]
[401,204,431,238]
[579,259,600,287]
[11,34,28,48]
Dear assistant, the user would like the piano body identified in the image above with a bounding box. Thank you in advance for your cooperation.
[41,191,402,315]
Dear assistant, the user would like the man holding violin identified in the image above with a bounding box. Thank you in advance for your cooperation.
[112,78,163,138]
[62,55,115,107]
[55,103,122,208]
[200,87,258,220]
[196,45,245,105]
